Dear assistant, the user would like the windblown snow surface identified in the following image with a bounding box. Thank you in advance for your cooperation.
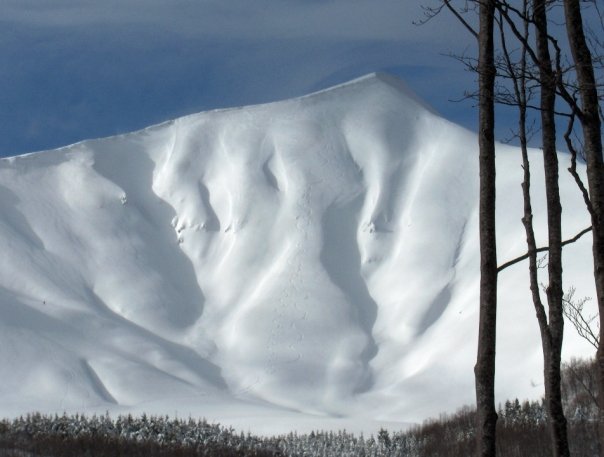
[0,73,596,434]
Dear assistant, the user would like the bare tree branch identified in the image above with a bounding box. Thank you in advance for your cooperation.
[498,226,593,272]
[564,111,596,219]
[563,287,599,350]
[444,0,479,38]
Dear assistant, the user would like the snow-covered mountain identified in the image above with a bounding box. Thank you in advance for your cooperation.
[0,73,595,434]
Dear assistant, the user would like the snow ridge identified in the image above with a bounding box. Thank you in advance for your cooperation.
[0,73,594,434]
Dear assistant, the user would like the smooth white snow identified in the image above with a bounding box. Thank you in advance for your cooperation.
[0,72,596,435]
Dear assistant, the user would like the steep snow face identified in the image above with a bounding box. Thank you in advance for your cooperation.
[0,73,595,433]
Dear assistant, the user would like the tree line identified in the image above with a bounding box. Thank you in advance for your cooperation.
[0,358,597,456]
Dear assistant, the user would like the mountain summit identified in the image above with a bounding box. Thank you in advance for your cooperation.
[0,73,594,433]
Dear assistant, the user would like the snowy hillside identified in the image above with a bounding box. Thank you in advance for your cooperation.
[0,73,595,434]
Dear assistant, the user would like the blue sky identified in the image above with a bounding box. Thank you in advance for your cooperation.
[1,1,486,157]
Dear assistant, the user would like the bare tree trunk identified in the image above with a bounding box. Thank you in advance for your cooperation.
[475,1,498,455]
[499,2,544,342]
[501,6,554,434]
[498,6,568,454]
[563,1,604,454]
[534,0,570,455]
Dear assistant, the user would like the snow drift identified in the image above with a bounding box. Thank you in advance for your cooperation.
[0,73,595,433]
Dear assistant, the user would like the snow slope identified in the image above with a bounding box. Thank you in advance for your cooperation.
[0,73,596,434]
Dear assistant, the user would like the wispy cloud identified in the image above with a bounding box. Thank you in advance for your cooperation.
[4,1,464,42]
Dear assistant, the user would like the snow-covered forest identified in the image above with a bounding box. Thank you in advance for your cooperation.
[0,359,598,456]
